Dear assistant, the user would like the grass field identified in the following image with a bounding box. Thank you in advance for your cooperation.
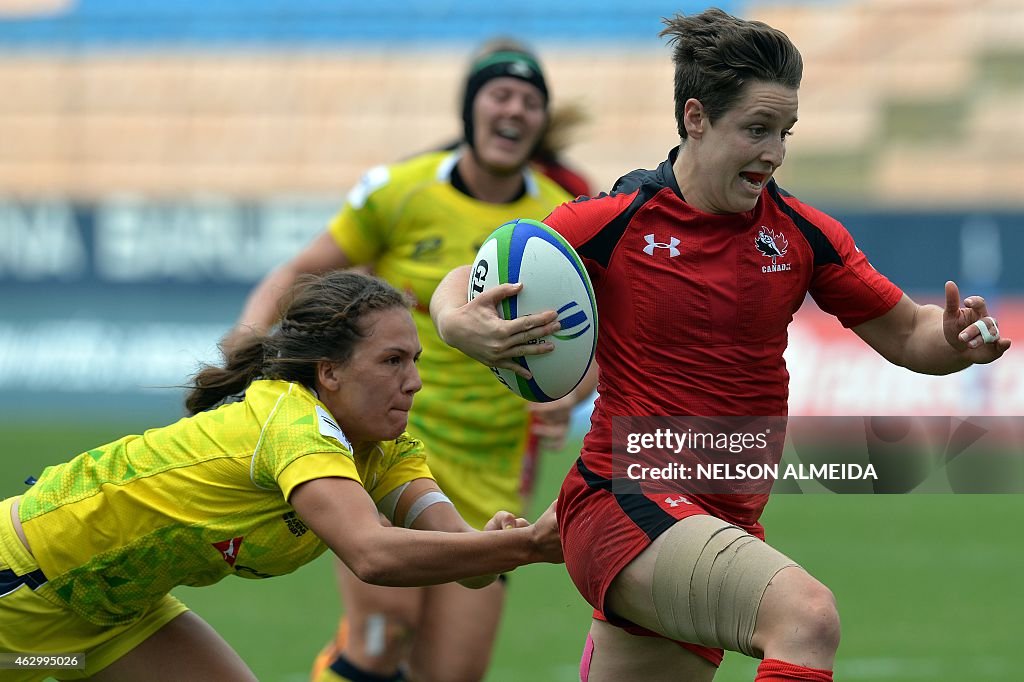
[2,419,1022,681]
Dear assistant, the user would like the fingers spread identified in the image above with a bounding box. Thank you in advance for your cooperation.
[964,294,988,316]
[472,282,522,307]
[511,311,559,336]
[492,358,532,380]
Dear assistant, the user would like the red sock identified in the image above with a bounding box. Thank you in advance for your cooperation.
[755,658,833,681]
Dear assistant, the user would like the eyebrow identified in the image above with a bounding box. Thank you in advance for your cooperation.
[747,107,797,120]
[383,346,423,357]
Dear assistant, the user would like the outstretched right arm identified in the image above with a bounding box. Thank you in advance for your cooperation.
[225,232,351,350]
[289,476,562,587]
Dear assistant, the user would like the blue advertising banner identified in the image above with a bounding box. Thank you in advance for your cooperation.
[0,197,334,416]
[1,199,1021,417]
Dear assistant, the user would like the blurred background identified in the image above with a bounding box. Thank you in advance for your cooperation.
[1,1,1021,680]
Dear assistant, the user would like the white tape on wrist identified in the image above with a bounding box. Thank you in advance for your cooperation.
[974,319,998,344]
[403,491,453,528]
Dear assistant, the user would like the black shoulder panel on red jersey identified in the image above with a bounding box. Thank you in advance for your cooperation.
[574,167,666,268]
[766,182,842,267]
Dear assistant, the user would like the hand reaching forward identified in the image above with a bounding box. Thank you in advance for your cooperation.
[529,500,564,565]
[457,503,562,589]
[481,502,562,565]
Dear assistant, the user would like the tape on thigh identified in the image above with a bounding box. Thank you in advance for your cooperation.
[651,515,797,656]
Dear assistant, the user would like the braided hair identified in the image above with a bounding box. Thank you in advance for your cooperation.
[185,272,408,415]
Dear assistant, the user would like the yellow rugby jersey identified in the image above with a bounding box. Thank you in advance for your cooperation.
[18,379,432,626]
[329,150,571,512]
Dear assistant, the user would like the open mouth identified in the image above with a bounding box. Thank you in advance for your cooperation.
[494,125,523,143]
[739,171,767,191]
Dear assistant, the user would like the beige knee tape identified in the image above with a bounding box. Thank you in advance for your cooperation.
[650,515,797,656]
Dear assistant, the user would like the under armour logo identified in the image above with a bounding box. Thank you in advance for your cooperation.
[643,234,681,257]
[664,495,691,508]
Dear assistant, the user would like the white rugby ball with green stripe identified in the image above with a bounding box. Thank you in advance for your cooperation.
[468,218,597,402]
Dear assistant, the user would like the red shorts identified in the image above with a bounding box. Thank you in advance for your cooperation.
[559,457,766,668]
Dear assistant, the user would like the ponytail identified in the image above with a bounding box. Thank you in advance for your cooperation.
[185,271,409,416]
[185,333,268,415]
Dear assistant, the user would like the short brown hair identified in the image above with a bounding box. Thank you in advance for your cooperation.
[660,8,803,139]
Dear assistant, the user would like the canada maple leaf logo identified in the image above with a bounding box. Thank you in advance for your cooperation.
[755,228,789,264]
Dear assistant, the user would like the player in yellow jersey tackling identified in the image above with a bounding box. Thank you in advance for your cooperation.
[226,42,592,682]
[0,272,562,681]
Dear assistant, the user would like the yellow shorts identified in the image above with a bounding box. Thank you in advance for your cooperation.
[0,497,189,681]
[426,454,526,531]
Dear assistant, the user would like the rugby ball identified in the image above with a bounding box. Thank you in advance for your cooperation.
[468,218,597,402]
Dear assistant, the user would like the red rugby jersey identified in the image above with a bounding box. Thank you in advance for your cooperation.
[546,147,903,526]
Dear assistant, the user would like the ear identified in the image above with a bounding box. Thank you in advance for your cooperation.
[682,98,706,139]
[317,360,342,393]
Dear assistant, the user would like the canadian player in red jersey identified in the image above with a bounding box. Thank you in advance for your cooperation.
[430,8,1010,682]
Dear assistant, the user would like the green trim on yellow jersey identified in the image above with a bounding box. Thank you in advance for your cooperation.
[19,379,431,626]
[328,150,571,520]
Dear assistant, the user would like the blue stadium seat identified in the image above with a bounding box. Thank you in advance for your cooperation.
[0,0,752,46]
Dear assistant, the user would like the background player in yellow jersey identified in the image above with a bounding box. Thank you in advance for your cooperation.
[0,271,562,681]
[226,42,592,682]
